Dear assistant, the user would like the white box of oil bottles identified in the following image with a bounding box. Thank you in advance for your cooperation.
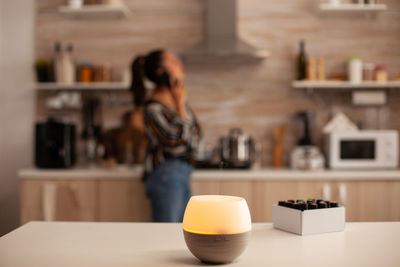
[272,200,345,235]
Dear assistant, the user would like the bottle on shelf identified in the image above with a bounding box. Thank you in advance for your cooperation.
[363,63,375,81]
[348,57,363,84]
[54,42,63,83]
[62,43,76,84]
[317,58,326,81]
[307,58,316,81]
[375,64,388,82]
[296,40,307,80]
[79,63,93,83]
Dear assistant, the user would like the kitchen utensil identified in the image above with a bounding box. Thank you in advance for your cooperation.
[290,111,325,170]
[273,125,285,168]
[82,97,102,140]
[35,118,76,169]
[81,98,103,166]
[220,128,256,168]
[290,146,325,170]
[296,111,314,146]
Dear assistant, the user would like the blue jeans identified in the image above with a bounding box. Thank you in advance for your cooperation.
[145,159,193,222]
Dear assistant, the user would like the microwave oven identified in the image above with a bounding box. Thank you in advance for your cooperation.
[325,130,398,169]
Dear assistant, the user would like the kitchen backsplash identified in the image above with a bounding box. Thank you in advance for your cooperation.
[35,0,400,166]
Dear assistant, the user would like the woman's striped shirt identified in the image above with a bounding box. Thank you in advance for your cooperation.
[143,100,201,177]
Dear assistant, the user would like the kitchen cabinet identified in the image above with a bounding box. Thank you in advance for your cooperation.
[20,180,42,224]
[191,180,219,195]
[194,180,335,222]
[219,180,256,219]
[193,180,400,222]
[252,181,334,222]
[20,179,97,225]
[98,180,151,222]
[20,170,400,224]
[340,181,400,222]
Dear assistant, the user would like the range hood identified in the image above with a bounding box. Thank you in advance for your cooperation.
[181,0,269,64]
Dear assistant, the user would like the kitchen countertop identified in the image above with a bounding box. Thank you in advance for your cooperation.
[18,166,400,181]
[1,222,399,267]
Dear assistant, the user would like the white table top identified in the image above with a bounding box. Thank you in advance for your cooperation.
[1,222,399,266]
[18,167,400,181]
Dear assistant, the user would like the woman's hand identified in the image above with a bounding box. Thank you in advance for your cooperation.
[170,80,186,105]
[170,80,187,120]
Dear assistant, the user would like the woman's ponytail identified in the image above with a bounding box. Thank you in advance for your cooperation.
[131,56,146,108]
[130,50,165,108]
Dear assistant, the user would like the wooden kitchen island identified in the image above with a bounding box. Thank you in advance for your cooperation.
[1,222,399,266]
[19,167,400,224]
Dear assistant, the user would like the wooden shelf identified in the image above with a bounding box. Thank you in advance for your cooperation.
[58,3,131,19]
[319,3,387,13]
[292,80,400,90]
[36,82,130,91]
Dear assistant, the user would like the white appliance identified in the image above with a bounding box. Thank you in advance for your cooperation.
[325,130,398,169]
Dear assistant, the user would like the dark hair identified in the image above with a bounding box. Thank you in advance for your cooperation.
[130,50,165,108]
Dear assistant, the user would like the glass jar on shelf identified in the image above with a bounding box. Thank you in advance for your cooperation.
[375,64,388,82]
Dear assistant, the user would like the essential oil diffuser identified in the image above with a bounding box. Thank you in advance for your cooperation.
[182,195,251,264]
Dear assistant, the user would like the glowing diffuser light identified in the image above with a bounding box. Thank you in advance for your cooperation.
[183,195,252,264]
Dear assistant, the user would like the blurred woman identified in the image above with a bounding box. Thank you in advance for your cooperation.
[130,50,201,222]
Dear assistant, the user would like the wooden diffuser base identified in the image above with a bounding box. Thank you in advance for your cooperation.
[183,230,250,264]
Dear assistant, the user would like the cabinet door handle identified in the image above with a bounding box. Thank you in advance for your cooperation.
[339,183,347,206]
[322,184,331,201]
[41,183,57,221]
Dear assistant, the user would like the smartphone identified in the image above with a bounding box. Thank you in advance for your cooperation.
[158,69,178,90]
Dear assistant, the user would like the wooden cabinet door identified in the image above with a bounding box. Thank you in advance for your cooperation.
[192,180,256,221]
[20,180,43,224]
[20,179,98,225]
[219,180,256,221]
[252,181,334,222]
[54,180,98,221]
[191,180,220,195]
[339,181,400,222]
[98,180,151,222]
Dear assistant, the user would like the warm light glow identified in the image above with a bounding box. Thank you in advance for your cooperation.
[183,195,252,235]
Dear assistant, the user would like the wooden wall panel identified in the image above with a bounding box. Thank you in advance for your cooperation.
[35,0,400,167]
